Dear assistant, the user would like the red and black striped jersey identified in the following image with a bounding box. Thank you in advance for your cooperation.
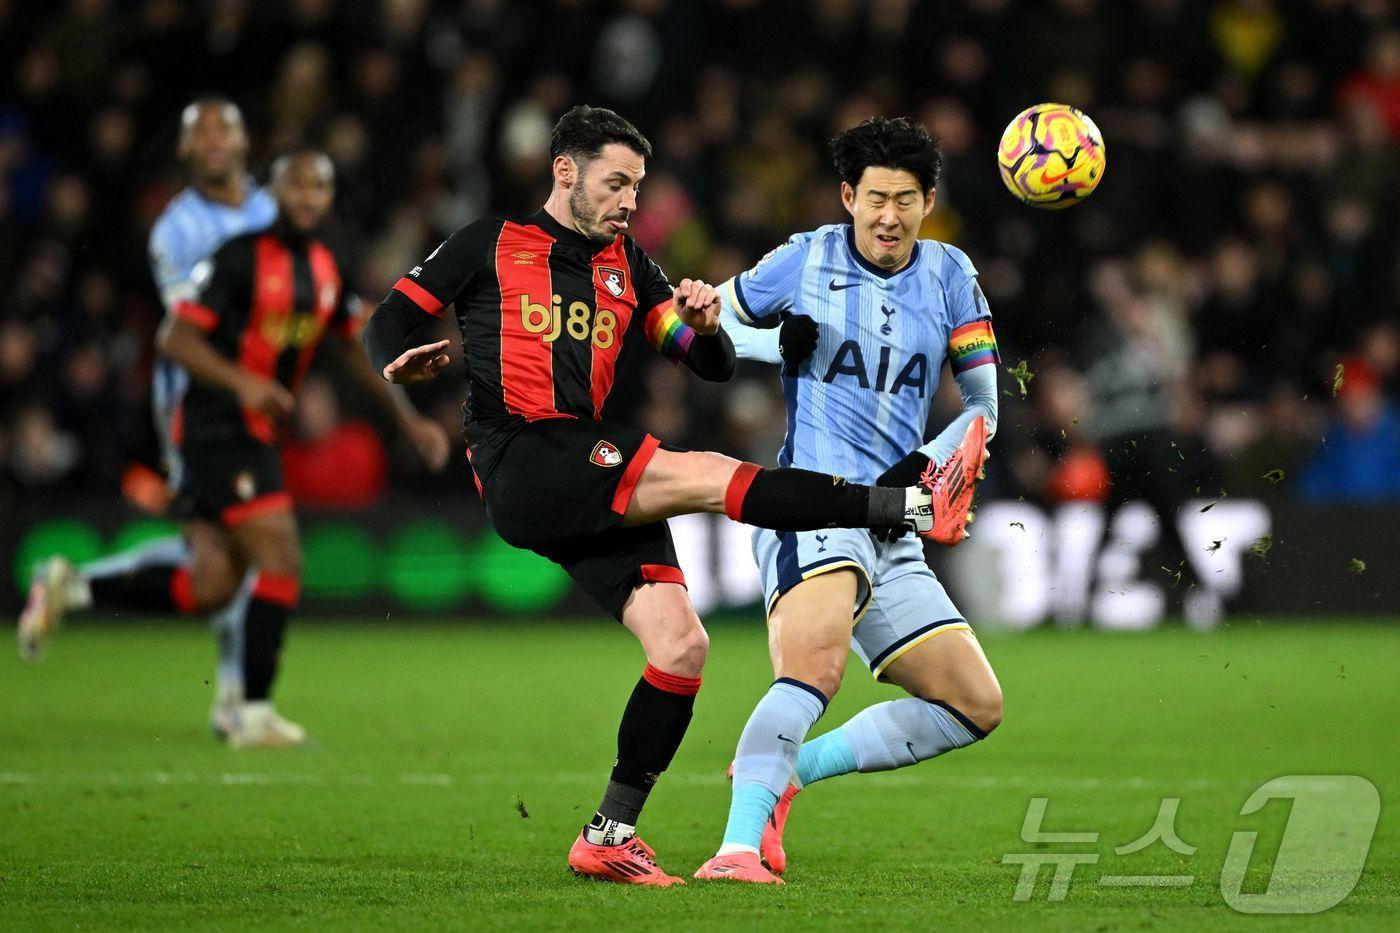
[173,227,360,447]
[384,209,708,464]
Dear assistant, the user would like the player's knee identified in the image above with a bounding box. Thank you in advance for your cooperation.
[943,681,1003,735]
[189,554,240,610]
[654,615,708,678]
[680,450,741,510]
[781,646,847,704]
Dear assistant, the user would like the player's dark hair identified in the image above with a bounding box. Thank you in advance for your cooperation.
[829,117,942,193]
[550,105,652,167]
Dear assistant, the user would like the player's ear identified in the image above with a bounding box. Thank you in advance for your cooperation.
[553,155,577,190]
[840,182,856,217]
[923,189,936,218]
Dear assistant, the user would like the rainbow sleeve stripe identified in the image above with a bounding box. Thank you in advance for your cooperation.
[948,320,1000,374]
[643,302,695,361]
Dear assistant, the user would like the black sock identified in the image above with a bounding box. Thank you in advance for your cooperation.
[88,564,196,614]
[585,664,700,845]
[724,463,906,530]
[243,573,299,702]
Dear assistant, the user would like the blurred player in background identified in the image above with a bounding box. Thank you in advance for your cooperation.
[19,98,272,723]
[20,150,449,747]
[696,118,1000,883]
[363,106,968,885]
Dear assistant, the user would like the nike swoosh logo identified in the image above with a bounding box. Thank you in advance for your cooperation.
[1038,166,1076,185]
[906,741,917,759]
[829,279,861,291]
[777,734,798,745]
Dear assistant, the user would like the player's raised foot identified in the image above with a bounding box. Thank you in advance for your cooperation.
[912,416,988,546]
[693,850,785,884]
[567,833,685,886]
[224,702,311,749]
[762,783,801,875]
[17,556,77,663]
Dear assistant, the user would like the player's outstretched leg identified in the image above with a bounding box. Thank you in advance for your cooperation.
[16,531,238,662]
[773,630,1002,871]
[624,448,929,534]
[568,582,702,886]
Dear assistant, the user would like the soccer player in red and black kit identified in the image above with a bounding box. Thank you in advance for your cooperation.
[363,107,978,884]
[20,150,448,747]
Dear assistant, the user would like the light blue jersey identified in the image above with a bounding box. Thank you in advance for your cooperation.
[147,179,276,477]
[720,223,994,484]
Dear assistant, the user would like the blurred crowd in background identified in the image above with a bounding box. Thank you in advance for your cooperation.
[1,0,1398,516]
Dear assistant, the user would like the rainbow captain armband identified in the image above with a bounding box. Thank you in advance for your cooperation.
[643,302,696,361]
[948,320,1001,374]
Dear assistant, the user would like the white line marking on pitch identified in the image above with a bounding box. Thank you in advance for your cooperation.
[0,771,1250,791]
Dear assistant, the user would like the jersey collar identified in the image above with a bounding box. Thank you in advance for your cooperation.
[531,208,620,254]
[844,225,920,281]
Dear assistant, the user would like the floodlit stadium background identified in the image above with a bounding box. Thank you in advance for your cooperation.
[1,0,1397,622]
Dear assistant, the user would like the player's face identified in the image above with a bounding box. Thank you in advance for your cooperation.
[275,157,334,233]
[178,105,248,185]
[842,167,934,272]
[568,143,644,245]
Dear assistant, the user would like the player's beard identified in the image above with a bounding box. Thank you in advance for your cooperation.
[569,185,620,246]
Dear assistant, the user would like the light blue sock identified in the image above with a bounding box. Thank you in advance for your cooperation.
[720,678,827,853]
[795,698,985,787]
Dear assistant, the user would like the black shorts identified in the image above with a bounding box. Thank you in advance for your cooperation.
[476,417,684,619]
[173,436,291,527]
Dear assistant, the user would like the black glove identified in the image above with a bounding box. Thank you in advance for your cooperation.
[872,450,930,542]
[779,314,819,374]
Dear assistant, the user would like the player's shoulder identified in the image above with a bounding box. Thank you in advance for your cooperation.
[207,230,260,268]
[919,239,979,285]
[149,188,199,247]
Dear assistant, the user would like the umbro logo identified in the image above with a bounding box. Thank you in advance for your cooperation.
[829,279,860,291]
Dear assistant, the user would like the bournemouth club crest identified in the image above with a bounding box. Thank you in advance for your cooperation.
[596,266,627,298]
[590,440,623,467]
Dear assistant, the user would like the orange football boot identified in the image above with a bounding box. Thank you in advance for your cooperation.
[917,416,988,546]
[567,833,685,887]
[694,850,784,884]
[760,783,800,875]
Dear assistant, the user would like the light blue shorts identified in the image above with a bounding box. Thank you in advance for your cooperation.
[752,527,971,680]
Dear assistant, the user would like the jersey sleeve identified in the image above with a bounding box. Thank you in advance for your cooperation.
[389,220,493,317]
[719,301,783,364]
[941,244,1001,376]
[172,239,250,334]
[148,220,193,312]
[720,233,812,325]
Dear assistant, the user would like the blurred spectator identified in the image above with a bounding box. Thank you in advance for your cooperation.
[281,374,388,509]
[1297,358,1400,504]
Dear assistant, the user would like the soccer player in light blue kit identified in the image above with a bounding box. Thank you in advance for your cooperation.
[20,99,276,734]
[696,118,1003,883]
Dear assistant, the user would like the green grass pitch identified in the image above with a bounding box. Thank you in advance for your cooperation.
[2,618,1396,930]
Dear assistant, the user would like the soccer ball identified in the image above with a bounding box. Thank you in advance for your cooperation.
[997,103,1106,210]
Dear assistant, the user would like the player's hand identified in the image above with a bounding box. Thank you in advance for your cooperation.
[404,415,451,472]
[236,375,295,421]
[779,315,819,369]
[384,339,451,384]
[674,279,720,335]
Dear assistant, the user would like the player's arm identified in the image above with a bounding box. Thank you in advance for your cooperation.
[632,246,735,382]
[155,242,293,421]
[148,220,192,313]
[363,224,482,383]
[879,281,1001,486]
[718,234,819,369]
[331,291,451,471]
